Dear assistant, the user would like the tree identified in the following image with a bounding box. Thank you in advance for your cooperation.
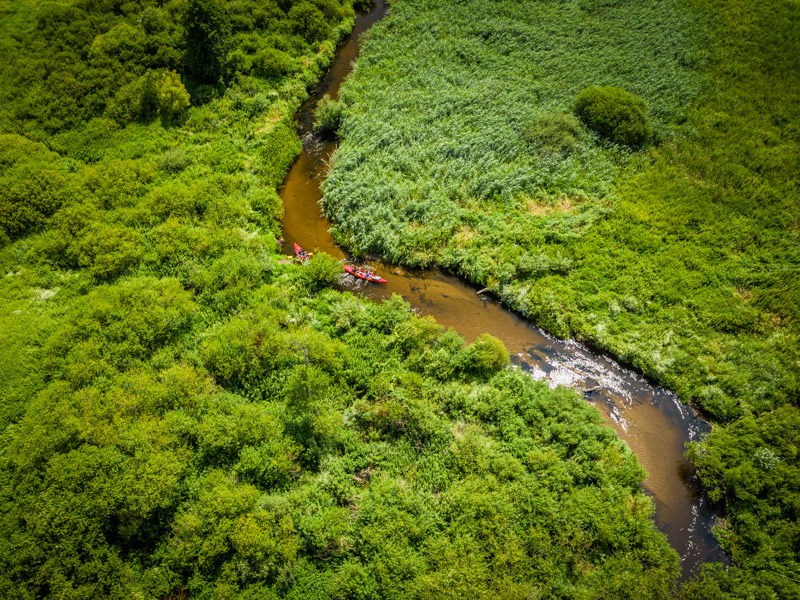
[459,333,509,377]
[183,0,232,85]
[157,70,190,122]
[288,1,329,44]
[574,86,651,147]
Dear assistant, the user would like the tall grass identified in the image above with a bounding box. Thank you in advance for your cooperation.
[324,0,799,420]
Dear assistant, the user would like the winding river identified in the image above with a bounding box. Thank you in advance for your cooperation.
[280,0,727,580]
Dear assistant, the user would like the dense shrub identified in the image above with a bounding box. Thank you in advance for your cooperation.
[108,70,190,124]
[288,1,330,43]
[573,86,651,147]
[158,147,191,174]
[253,48,295,79]
[302,251,343,291]
[459,333,509,377]
[313,94,345,135]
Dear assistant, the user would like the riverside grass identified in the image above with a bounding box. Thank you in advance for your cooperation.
[324,0,799,423]
[324,0,800,595]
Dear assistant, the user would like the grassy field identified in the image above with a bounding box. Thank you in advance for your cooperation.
[325,0,800,596]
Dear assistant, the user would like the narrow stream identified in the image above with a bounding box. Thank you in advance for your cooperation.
[280,0,727,580]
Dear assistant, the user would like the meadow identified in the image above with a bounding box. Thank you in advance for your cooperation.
[324,0,800,596]
[0,0,688,597]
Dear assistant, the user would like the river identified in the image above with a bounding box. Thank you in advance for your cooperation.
[279,0,727,580]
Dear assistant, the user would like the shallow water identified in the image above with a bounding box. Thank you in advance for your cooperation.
[279,0,727,579]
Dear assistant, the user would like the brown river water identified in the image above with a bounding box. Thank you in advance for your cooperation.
[280,0,727,580]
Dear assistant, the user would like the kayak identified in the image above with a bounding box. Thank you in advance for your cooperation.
[294,242,310,265]
[343,265,387,283]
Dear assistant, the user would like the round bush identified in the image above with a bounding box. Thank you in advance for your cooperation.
[573,86,650,147]
[253,48,293,79]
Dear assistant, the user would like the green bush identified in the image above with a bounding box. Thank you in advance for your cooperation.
[523,111,582,154]
[107,70,190,125]
[288,1,330,43]
[253,48,294,79]
[313,94,345,135]
[183,0,233,84]
[302,251,343,291]
[573,86,651,147]
[158,147,191,174]
[459,333,509,377]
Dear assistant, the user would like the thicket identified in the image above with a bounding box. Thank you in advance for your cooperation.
[323,0,800,596]
[0,0,352,138]
[0,0,686,597]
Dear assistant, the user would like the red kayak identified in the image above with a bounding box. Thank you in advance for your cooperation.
[294,242,310,265]
[343,265,387,283]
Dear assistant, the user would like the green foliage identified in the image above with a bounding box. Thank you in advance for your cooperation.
[183,0,233,85]
[253,47,295,79]
[574,86,651,147]
[683,406,800,598]
[313,94,345,135]
[156,70,191,122]
[288,1,331,44]
[2,0,795,597]
[324,3,800,596]
[0,135,71,239]
[158,147,191,174]
[459,333,509,377]
[523,111,583,154]
[301,251,343,292]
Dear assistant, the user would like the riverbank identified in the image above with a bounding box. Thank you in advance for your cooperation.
[322,0,800,596]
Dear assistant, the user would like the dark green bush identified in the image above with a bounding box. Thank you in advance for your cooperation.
[253,48,294,79]
[183,0,233,84]
[574,86,651,147]
[288,1,330,43]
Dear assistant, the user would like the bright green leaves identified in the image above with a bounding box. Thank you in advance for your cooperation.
[0,135,72,241]
[44,277,197,384]
[171,470,299,590]
[459,333,509,378]
[301,251,344,292]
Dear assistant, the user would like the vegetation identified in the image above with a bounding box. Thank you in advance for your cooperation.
[313,94,346,135]
[0,0,687,598]
[574,86,651,148]
[323,0,800,596]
